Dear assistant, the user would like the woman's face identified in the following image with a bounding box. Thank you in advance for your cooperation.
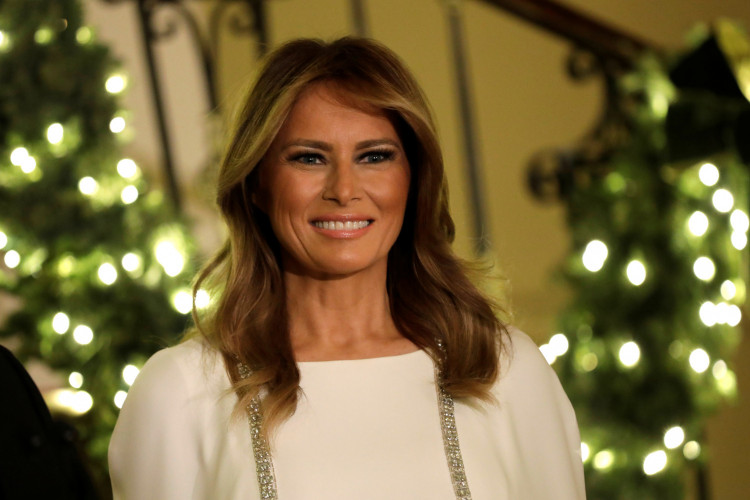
[256,82,411,278]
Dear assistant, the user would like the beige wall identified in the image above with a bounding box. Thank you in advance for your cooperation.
[85,0,749,497]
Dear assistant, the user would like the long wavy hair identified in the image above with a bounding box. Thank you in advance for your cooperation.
[191,36,507,437]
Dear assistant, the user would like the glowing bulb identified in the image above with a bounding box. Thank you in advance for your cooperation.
[121,185,139,204]
[195,289,210,309]
[47,123,64,144]
[105,74,126,94]
[52,312,70,334]
[114,390,128,409]
[581,442,590,462]
[581,352,598,372]
[20,156,36,173]
[687,211,709,236]
[0,231,7,249]
[692,256,715,281]
[549,333,569,356]
[75,26,93,44]
[626,260,646,286]
[715,302,730,324]
[683,441,701,460]
[619,341,640,367]
[98,263,118,285]
[78,176,98,196]
[712,360,727,379]
[117,158,138,178]
[712,189,734,213]
[664,427,685,449]
[593,450,614,470]
[698,163,719,186]
[539,344,557,364]
[721,280,736,300]
[731,210,749,233]
[122,253,141,272]
[731,231,747,250]
[155,241,185,277]
[122,364,140,386]
[34,27,54,44]
[699,302,717,327]
[582,240,608,272]
[172,290,193,314]
[4,250,20,268]
[10,147,28,166]
[689,348,710,373]
[73,325,94,345]
[71,390,93,414]
[69,372,83,389]
[109,116,126,133]
[727,305,741,327]
[643,450,667,475]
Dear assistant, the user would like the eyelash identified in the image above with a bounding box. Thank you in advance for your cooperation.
[287,149,396,165]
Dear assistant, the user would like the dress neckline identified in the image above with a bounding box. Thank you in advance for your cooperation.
[296,347,426,367]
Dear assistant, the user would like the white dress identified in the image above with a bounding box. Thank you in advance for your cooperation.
[109,328,586,499]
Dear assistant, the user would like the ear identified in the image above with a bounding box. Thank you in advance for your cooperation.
[248,167,268,214]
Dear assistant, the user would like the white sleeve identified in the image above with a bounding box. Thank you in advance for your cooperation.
[502,329,587,499]
[108,346,201,500]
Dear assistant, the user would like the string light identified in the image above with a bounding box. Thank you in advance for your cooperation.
[75,26,93,44]
[121,185,139,204]
[692,256,715,281]
[47,123,64,144]
[618,341,640,367]
[712,189,734,213]
[109,116,126,133]
[582,240,608,272]
[687,211,709,236]
[20,156,37,174]
[549,333,569,356]
[663,426,685,449]
[117,158,138,178]
[172,290,192,314]
[539,344,557,364]
[78,176,98,196]
[98,263,118,285]
[122,364,140,386]
[698,163,719,186]
[105,74,126,94]
[155,240,185,277]
[0,30,9,51]
[52,389,93,415]
[581,442,590,462]
[626,260,646,286]
[580,352,598,372]
[712,360,727,379]
[593,450,614,471]
[726,305,742,327]
[643,450,667,475]
[689,348,710,373]
[52,312,70,334]
[730,209,749,233]
[0,231,7,249]
[721,280,737,300]
[683,441,701,460]
[121,252,141,272]
[699,302,717,327]
[195,289,210,309]
[114,390,128,409]
[4,250,21,268]
[34,27,54,45]
[72,325,94,345]
[68,372,83,389]
[731,231,747,250]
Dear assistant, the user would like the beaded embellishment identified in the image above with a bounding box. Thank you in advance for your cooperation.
[238,356,472,499]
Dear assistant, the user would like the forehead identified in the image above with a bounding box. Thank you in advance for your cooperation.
[274,82,399,142]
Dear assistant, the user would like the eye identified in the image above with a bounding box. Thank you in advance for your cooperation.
[360,149,395,164]
[290,152,324,165]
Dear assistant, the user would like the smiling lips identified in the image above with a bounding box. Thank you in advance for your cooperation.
[313,220,371,230]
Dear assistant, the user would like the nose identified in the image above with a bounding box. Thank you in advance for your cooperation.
[323,162,361,205]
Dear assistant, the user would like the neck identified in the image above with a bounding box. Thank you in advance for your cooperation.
[283,263,415,361]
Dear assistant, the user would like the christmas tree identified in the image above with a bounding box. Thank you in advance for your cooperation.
[539,21,749,499]
[0,0,197,491]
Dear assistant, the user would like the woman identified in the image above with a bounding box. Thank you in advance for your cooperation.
[109,37,585,499]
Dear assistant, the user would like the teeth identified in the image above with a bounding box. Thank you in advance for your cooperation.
[314,220,370,230]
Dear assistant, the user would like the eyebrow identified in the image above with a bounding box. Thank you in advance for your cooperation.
[281,138,401,152]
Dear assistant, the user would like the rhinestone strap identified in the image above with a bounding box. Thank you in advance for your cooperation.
[237,358,472,499]
[238,363,278,499]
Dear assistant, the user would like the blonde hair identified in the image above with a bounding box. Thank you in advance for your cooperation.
[192,37,507,437]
